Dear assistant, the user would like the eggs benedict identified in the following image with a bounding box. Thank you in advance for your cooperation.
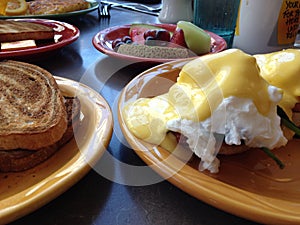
[254,49,300,138]
[123,49,291,173]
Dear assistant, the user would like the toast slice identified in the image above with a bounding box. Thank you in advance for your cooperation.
[0,60,67,150]
[0,20,54,43]
[0,96,81,172]
[28,0,90,15]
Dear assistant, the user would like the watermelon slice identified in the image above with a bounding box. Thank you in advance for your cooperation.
[129,24,171,44]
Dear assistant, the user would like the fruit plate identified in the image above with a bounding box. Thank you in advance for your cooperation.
[0,1,99,19]
[118,59,300,225]
[0,77,113,224]
[0,18,80,59]
[92,24,227,63]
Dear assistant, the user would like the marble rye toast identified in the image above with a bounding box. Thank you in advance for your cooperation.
[0,96,81,172]
[0,60,67,150]
[0,20,54,43]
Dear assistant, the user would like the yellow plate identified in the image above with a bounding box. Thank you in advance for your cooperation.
[0,77,113,224]
[118,59,300,225]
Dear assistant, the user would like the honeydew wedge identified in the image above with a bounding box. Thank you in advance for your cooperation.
[177,21,211,55]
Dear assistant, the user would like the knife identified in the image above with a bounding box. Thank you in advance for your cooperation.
[100,1,161,16]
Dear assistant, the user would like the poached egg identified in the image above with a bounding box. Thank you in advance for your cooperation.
[123,49,287,173]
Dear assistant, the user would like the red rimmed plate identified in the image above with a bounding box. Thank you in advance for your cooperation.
[92,24,227,63]
[0,19,80,59]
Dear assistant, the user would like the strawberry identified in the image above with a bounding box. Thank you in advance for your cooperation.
[170,28,187,48]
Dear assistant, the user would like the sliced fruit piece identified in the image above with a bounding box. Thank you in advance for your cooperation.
[5,0,27,16]
[155,30,171,42]
[129,23,171,44]
[129,24,161,44]
[177,21,211,55]
[143,29,157,40]
[170,28,187,48]
[0,0,9,15]
[112,38,123,49]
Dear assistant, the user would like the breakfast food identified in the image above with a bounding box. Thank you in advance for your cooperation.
[1,0,90,16]
[129,24,167,44]
[254,49,300,119]
[113,21,211,59]
[122,49,299,173]
[176,21,211,55]
[0,20,54,43]
[0,1,8,15]
[170,29,187,48]
[27,0,90,15]
[0,60,80,172]
[254,49,300,139]
[0,60,67,150]
[0,96,80,172]
[5,0,27,16]
[117,44,191,59]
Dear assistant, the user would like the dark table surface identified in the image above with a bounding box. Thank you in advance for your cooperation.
[6,3,263,225]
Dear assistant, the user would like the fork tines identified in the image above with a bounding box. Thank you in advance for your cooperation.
[99,3,111,18]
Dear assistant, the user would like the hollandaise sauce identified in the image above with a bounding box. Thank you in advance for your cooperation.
[123,49,288,173]
[255,49,300,119]
[169,48,275,121]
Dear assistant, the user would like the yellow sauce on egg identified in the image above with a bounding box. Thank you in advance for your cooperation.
[255,49,300,119]
[123,49,277,146]
[172,49,272,121]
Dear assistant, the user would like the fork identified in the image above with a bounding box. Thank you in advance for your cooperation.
[99,3,111,17]
[101,1,161,15]
[110,2,161,12]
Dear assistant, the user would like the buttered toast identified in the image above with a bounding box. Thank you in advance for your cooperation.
[0,20,54,43]
[0,60,67,150]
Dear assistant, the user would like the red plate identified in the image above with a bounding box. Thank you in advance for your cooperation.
[92,24,227,63]
[0,19,80,59]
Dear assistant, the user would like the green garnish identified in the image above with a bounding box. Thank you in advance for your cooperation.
[277,106,300,136]
[261,147,285,169]
[265,105,300,170]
